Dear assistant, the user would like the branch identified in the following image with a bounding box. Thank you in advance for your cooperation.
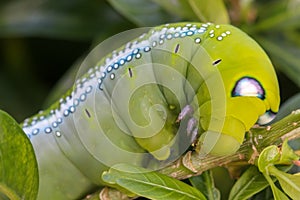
[84,110,300,199]
[159,110,300,179]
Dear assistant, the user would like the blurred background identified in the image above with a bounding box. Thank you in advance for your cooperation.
[0,0,300,123]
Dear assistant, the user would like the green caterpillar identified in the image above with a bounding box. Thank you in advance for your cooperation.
[21,22,280,199]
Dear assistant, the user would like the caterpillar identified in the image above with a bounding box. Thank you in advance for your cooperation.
[21,22,280,199]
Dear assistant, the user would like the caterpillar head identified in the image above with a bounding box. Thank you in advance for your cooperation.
[196,24,280,156]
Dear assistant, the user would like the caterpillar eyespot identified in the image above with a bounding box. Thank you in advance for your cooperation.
[232,77,265,100]
[21,22,280,199]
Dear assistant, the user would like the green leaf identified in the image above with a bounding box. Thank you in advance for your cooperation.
[279,139,300,164]
[263,173,289,200]
[152,0,198,21]
[188,0,230,24]
[107,0,179,26]
[0,110,38,199]
[257,141,299,199]
[257,140,299,171]
[229,166,270,200]
[102,163,207,200]
[152,0,230,23]
[189,170,220,200]
[269,166,300,199]
[258,145,280,173]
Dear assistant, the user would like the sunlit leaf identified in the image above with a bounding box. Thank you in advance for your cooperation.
[269,166,300,200]
[257,140,299,200]
[263,172,289,200]
[258,145,280,173]
[102,163,207,200]
[279,140,300,164]
[0,110,38,199]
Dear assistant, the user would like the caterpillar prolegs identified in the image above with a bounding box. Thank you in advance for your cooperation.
[21,22,280,199]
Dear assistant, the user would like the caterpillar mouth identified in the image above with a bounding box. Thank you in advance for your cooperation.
[257,110,277,125]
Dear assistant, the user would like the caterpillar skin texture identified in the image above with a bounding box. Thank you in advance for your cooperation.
[21,22,280,199]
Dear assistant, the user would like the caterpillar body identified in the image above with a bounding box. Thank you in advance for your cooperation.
[21,22,280,199]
